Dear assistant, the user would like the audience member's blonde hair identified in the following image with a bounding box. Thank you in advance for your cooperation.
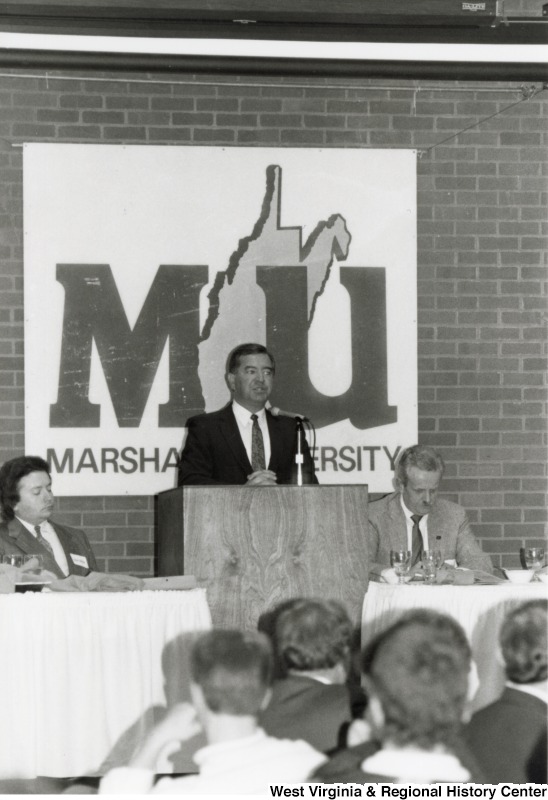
[190,629,273,715]
[500,599,547,684]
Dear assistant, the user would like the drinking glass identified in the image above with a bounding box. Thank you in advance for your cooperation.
[22,554,43,574]
[1,554,24,568]
[390,550,411,585]
[432,549,444,569]
[524,548,545,572]
[421,550,437,585]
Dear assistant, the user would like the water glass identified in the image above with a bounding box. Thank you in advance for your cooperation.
[1,554,25,568]
[524,548,545,572]
[422,551,437,585]
[432,549,444,569]
[390,549,411,585]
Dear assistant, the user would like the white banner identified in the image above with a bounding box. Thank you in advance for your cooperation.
[24,144,417,495]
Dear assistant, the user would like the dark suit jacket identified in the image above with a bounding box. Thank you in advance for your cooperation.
[259,675,352,754]
[178,404,318,486]
[0,517,98,578]
[367,491,494,576]
[465,687,547,784]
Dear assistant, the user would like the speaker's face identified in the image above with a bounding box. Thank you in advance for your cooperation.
[227,353,274,413]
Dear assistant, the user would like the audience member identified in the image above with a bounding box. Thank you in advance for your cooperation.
[313,609,484,783]
[259,598,358,753]
[368,444,494,581]
[99,629,326,794]
[465,599,547,784]
[0,455,97,578]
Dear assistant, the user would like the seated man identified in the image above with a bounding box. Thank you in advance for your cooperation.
[313,609,481,784]
[368,444,493,581]
[178,342,317,486]
[0,455,97,578]
[99,629,326,794]
[465,599,547,784]
[259,598,358,753]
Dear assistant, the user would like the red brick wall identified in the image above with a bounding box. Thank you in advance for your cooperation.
[0,70,546,572]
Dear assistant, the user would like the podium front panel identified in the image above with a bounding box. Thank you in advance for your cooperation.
[158,485,369,629]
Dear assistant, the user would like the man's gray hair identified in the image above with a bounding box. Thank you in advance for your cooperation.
[395,445,445,486]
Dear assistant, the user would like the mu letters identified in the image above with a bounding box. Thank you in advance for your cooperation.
[50,263,397,430]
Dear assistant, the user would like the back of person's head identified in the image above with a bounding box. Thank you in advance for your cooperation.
[395,445,445,486]
[500,599,547,684]
[190,629,273,716]
[275,598,353,672]
[0,455,50,521]
[226,343,275,374]
[393,608,472,665]
[362,610,470,749]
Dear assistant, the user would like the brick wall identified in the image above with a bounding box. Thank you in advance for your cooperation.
[0,69,546,572]
[504,0,545,14]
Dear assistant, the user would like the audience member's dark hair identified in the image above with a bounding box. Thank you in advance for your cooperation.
[362,610,470,749]
[0,455,50,521]
[392,608,472,664]
[275,598,353,672]
[226,343,275,375]
[395,445,445,485]
[258,598,302,678]
[500,599,547,684]
[190,629,273,716]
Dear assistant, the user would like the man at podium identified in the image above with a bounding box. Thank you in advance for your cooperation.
[178,343,317,486]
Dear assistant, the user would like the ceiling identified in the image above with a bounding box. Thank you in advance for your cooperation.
[0,0,546,43]
[0,0,546,80]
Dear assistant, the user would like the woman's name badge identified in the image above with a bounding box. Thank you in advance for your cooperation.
[70,554,89,569]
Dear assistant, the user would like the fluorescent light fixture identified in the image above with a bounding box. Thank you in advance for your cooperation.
[0,32,546,63]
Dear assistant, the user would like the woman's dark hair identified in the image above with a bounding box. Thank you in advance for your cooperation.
[0,455,50,521]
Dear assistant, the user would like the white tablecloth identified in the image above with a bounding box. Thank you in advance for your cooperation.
[0,589,211,779]
[362,582,547,713]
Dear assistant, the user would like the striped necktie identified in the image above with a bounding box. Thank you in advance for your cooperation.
[251,414,266,471]
[34,524,55,557]
[411,514,423,566]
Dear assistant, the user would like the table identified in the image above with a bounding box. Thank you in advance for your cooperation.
[362,582,547,713]
[0,589,211,779]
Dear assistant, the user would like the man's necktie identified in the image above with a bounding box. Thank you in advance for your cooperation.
[34,524,55,557]
[411,514,423,566]
[251,414,266,471]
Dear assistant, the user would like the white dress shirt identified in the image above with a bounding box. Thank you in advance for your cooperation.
[360,746,470,783]
[232,401,271,470]
[99,728,326,794]
[16,516,69,576]
[400,494,430,552]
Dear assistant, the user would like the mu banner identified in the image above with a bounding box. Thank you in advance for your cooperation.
[24,144,417,495]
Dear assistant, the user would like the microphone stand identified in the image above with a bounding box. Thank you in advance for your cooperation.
[295,417,304,487]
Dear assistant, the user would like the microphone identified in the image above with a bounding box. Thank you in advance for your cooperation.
[269,406,309,422]
[268,404,316,486]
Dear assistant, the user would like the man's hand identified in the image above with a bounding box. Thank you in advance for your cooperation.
[86,572,145,592]
[20,556,41,573]
[130,703,202,769]
[246,470,278,486]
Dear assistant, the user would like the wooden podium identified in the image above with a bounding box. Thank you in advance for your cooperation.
[157,485,369,629]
